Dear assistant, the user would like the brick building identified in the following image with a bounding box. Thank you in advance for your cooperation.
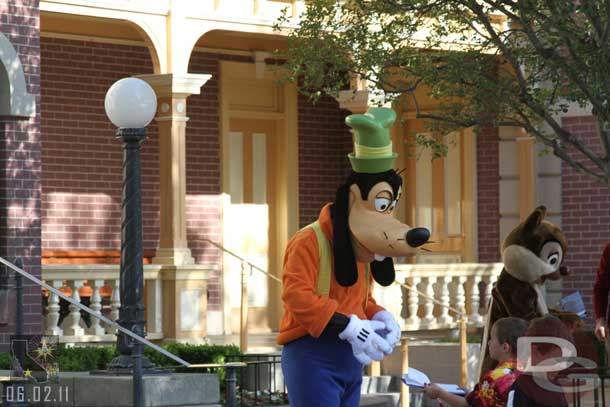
[0,0,607,350]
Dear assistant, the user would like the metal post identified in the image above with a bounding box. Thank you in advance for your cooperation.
[14,258,25,368]
[133,342,143,407]
[240,261,248,352]
[107,128,154,407]
[401,338,409,407]
[226,365,238,407]
[459,309,468,389]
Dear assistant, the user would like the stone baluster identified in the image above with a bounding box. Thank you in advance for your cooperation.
[421,276,436,327]
[86,280,106,336]
[61,280,84,336]
[44,280,64,336]
[468,276,483,325]
[107,279,121,334]
[453,276,467,323]
[483,274,498,315]
[405,276,421,328]
[437,276,453,325]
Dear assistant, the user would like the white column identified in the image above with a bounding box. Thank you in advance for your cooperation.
[405,276,421,327]
[454,276,467,322]
[483,274,498,315]
[86,280,105,336]
[108,279,121,334]
[437,276,453,325]
[44,280,64,336]
[62,280,84,336]
[468,276,483,325]
[422,277,436,326]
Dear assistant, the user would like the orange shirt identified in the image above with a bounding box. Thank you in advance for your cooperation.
[277,203,385,345]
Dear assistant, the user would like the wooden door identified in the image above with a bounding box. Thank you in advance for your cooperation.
[225,118,277,332]
[402,119,476,263]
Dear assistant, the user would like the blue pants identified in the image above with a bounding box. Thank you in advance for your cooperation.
[281,333,363,407]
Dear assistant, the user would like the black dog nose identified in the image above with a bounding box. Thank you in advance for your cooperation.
[406,228,430,247]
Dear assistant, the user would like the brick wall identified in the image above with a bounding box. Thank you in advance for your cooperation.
[560,116,610,323]
[41,37,159,251]
[0,0,42,348]
[477,124,501,262]
[298,94,352,227]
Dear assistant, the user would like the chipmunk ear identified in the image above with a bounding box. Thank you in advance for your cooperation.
[333,183,358,287]
[370,258,395,286]
[524,205,547,232]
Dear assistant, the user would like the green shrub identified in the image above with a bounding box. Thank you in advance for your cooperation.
[55,346,118,371]
[0,352,11,369]
[1,343,241,374]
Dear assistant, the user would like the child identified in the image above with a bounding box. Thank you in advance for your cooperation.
[424,317,528,407]
[507,315,574,407]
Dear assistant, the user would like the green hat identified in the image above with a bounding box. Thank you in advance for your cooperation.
[345,107,397,173]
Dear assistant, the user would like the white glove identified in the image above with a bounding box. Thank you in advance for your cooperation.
[372,310,401,352]
[338,314,392,365]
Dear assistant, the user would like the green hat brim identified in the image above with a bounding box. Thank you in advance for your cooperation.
[348,153,397,174]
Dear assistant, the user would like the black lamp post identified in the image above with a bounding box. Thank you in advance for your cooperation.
[103,78,158,406]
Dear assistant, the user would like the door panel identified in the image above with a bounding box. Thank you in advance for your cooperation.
[225,119,277,333]
[403,119,466,263]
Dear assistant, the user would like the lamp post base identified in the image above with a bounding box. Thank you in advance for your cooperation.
[105,355,167,375]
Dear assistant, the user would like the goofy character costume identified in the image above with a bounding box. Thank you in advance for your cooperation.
[278,107,431,407]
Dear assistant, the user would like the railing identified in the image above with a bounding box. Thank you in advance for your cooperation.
[226,354,287,406]
[0,257,248,407]
[375,262,503,331]
[41,264,165,343]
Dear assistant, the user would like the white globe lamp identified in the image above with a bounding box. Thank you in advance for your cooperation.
[104,77,157,128]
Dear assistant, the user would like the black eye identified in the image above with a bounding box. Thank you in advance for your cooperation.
[548,253,559,266]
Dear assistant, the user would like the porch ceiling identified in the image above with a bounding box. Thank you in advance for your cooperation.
[195,30,287,53]
[41,11,144,43]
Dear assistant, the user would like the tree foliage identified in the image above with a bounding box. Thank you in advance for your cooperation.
[274,0,610,184]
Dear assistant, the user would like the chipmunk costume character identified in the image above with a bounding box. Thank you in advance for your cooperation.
[479,206,569,379]
[278,107,430,407]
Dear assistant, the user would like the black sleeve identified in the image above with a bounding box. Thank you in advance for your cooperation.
[321,312,350,336]
[507,385,533,407]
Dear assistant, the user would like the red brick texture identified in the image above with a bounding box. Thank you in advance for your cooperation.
[41,37,158,251]
[0,0,42,348]
[560,116,610,322]
[477,124,501,262]
[298,94,352,227]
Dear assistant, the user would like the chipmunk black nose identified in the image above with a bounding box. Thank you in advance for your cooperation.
[406,228,430,247]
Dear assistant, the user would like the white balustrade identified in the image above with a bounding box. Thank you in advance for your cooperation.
[42,265,164,343]
[437,276,453,325]
[86,280,105,336]
[453,276,467,322]
[381,263,504,331]
[44,280,64,336]
[421,276,437,326]
[468,276,483,325]
[405,276,421,327]
[61,280,84,337]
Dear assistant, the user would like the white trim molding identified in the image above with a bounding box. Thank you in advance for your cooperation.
[0,33,36,118]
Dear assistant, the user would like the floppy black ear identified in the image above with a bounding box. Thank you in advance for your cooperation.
[333,183,358,286]
[370,258,395,286]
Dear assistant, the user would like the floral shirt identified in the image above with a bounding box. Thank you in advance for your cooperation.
[466,360,521,407]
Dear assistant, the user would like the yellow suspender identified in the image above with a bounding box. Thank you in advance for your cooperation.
[308,221,370,307]
[309,221,332,296]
